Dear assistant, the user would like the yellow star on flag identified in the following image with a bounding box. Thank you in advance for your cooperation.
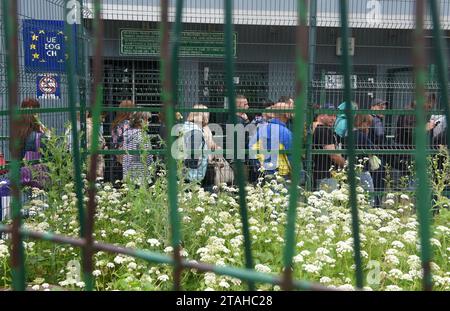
[32,53,40,59]
[30,44,36,50]
[38,30,46,34]
[31,34,39,41]
[57,31,64,35]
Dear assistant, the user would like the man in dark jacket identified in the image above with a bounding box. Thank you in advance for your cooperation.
[369,98,387,207]
[369,99,387,145]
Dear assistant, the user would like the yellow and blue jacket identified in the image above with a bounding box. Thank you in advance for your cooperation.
[249,118,292,176]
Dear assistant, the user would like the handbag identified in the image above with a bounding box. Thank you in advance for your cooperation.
[369,155,382,171]
[211,155,234,186]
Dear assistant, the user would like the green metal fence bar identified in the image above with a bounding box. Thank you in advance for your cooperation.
[224,0,255,291]
[65,0,87,238]
[64,0,89,290]
[338,0,363,289]
[429,1,450,150]
[306,1,317,192]
[282,0,309,291]
[161,0,183,291]
[2,0,25,291]
[413,0,432,291]
[79,0,88,155]
[84,0,104,292]
[0,224,333,291]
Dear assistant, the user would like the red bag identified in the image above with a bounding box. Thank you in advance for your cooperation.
[0,154,7,175]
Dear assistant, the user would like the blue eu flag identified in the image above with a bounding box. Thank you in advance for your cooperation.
[23,19,76,72]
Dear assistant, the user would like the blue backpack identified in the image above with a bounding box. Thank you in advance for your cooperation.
[334,102,358,138]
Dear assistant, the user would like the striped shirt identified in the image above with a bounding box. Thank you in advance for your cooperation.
[123,128,153,184]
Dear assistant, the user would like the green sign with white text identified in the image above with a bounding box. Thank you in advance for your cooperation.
[120,30,237,57]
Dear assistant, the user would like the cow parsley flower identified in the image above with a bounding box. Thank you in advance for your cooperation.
[157,274,169,282]
[164,246,173,253]
[147,239,161,247]
[123,229,137,237]
[402,231,416,244]
[391,241,405,249]
[293,254,304,263]
[388,269,403,278]
[303,264,321,274]
[384,199,395,206]
[195,207,205,213]
[113,256,125,264]
[255,264,271,273]
[219,280,230,288]
[385,254,400,266]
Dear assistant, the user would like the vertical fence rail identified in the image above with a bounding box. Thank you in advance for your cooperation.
[2,0,25,291]
[413,0,432,292]
[429,2,450,166]
[224,0,255,291]
[84,0,104,292]
[305,0,317,192]
[160,0,183,291]
[64,0,87,260]
[338,0,363,289]
[282,0,309,291]
[424,0,450,291]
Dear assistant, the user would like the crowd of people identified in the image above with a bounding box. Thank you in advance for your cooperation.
[0,93,447,208]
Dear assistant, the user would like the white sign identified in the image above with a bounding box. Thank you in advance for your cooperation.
[336,37,355,56]
[325,74,357,89]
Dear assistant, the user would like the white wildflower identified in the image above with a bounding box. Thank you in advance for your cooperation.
[293,254,304,263]
[157,274,169,282]
[92,270,101,277]
[391,241,405,249]
[303,264,321,274]
[123,229,137,237]
[255,264,272,273]
[219,280,230,288]
[164,246,173,253]
[147,239,161,247]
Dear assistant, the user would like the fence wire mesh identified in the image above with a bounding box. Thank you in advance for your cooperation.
[0,0,449,291]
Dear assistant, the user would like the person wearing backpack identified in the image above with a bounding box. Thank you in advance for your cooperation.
[249,101,294,179]
[334,101,359,145]
[175,105,209,183]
